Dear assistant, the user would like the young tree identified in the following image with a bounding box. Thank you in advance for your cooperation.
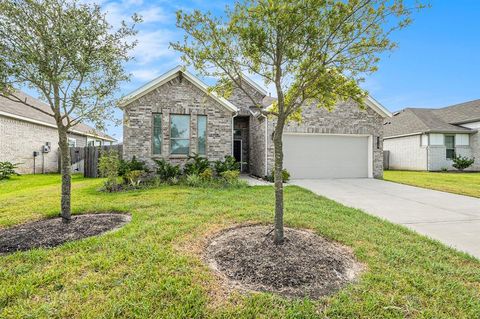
[0,0,139,222]
[172,0,424,243]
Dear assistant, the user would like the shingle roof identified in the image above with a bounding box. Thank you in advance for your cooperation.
[384,100,480,138]
[435,99,480,124]
[0,91,115,141]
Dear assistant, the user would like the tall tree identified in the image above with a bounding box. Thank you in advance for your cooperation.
[172,0,424,243]
[0,0,139,222]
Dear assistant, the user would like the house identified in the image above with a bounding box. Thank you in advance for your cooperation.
[384,100,480,171]
[0,91,115,174]
[120,66,391,179]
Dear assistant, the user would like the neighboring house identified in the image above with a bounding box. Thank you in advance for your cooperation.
[0,91,116,174]
[120,66,391,179]
[384,100,480,171]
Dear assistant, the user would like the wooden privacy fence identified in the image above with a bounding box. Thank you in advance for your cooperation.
[69,145,123,178]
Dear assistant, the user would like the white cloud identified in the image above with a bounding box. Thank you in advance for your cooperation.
[132,29,179,64]
[131,69,161,81]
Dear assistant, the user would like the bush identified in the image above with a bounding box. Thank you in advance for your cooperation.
[119,156,148,177]
[220,170,240,183]
[452,155,475,171]
[125,170,144,187]
[155,158,181,181]
[265,169,290,183]
[99,150,120,192]
[0,161,19,180]
[214,155,240,174]
[185,174,202,187]
[199,167,213,181]
[184,153,210,175]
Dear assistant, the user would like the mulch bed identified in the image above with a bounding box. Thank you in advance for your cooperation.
[0,213,131,254]
[205,225,363,299]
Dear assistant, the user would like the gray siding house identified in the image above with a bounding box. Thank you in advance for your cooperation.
[0,91,115,174]
[121,66,391,179]
[384,100,480,171]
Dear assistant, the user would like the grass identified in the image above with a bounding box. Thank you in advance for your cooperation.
[0,174,479,318]
[384,170,480,198]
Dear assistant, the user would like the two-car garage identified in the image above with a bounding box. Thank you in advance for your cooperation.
[283,134,372,179]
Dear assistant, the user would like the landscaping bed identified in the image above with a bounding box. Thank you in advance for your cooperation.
[0,213,130,253]
[205,225,362,299]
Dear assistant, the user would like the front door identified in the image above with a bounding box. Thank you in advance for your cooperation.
[233,140,242,171]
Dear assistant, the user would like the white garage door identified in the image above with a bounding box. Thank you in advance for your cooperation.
[283,134,369,179]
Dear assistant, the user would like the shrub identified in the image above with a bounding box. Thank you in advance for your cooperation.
[452,155,475,171]
[199,167,213,181]
[185,174,202,187]
[99,150,120,192]
[214,155,240,174]
[0,161,19,180]
[119,156,148,177]
[125,170,144,187]
[184,153,210,175]
[220,170,240,183]
[265,169,290,183]
[154,158,181,181]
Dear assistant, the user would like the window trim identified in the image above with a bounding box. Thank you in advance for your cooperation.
[170,114,191,156]
[152,113,162,155]
[445,134,455,160]
[197,115,207,156]
[67,137,77,147]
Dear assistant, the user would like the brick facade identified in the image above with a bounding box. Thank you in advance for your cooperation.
[123,74,234,168]
[264,101,385,178]
[122,70,385,178]
[0,115,88,174]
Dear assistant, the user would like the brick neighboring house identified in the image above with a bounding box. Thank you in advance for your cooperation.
[120,66,391,179]
[0,91,115,174]
[384,100,480,171]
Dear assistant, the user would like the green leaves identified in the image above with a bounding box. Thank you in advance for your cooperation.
[0,0,139,130]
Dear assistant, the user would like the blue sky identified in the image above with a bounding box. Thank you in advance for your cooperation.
[74,0,480,140]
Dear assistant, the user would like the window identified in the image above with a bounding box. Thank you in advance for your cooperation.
[87,138,102,146]
[152,113,162,155]
[197,115,207,155]
[170,115,190,155]
[68,138,77,147]
[445,135,455,159]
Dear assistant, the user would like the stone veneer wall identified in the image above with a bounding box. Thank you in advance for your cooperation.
[123,74,234,168]
[226,81,266,116]
[249,115,268,177]
[265,101,385,178]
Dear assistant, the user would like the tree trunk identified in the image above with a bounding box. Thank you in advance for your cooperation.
[273,118,286,244]
[58,127,72,222]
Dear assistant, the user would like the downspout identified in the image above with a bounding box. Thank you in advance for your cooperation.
[264,116,268,177]
[232,111,238,156]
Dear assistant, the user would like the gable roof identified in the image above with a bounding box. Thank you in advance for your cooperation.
[435,99,480,124]
[118,66,238,113]
[0,91,115,141]
[238,74,268,96]
[384,101,480,138]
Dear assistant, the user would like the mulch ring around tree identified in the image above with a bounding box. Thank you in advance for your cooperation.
[204,225,364,299]
[0,213,131,254]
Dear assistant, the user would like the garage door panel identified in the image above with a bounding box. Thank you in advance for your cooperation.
[283,134,369,179]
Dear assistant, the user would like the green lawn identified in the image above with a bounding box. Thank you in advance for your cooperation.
[384,170,480,198]
[0,174,479,318]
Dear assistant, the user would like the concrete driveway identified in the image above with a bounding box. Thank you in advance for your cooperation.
[291,178,480,259]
